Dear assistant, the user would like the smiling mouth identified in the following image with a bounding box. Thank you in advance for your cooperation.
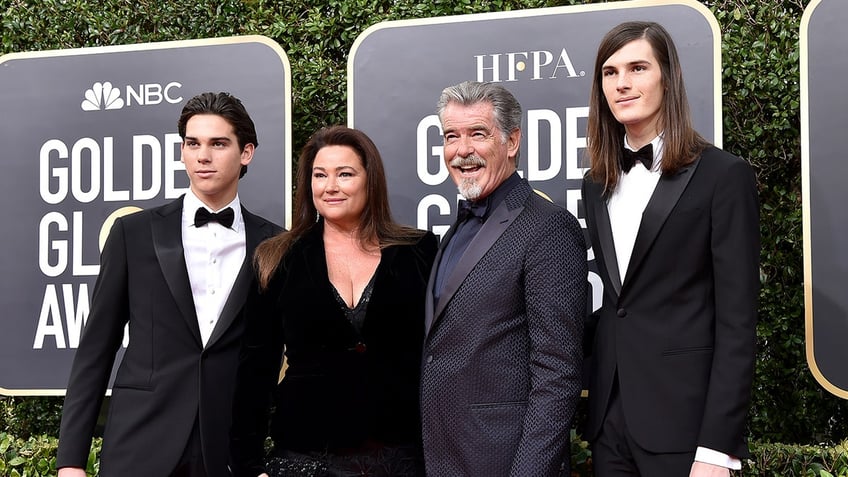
[458,165,483,174]
[450,156,486,175]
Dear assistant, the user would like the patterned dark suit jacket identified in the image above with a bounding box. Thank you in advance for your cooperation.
[421,178,587,477]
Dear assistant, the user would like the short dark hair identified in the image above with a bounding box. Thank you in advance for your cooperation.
[177,92,257,178]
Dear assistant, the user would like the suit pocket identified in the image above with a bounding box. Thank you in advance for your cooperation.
[103,386,155,444]
[470,400,527,410]
[112,366,154,391]
[659,346,714,421]
[467,401,527,444]
[670,204,706,215]
[464,401,527,472]
[664,206,709,238]
[661,346,713,357]
[111,382,154,391]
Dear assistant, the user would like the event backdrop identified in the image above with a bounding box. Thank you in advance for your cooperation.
[802,0,848,399]
[349,0,721,315]
[0,36,291,394]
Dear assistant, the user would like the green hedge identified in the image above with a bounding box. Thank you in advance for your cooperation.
[706,0,848,444]
[746,441,848,477]
[0,432,100,477]
[3,431,847,477]
[2,0,846,453]
[1,397,63,440]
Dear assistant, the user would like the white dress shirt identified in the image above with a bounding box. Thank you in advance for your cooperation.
[182,191,246,347]
[607,134,664,280]
[607,134,741,470]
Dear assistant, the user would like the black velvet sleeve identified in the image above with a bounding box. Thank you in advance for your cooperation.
[230,267,286,477]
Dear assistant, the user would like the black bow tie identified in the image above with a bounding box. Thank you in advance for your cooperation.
[621,144,654,173]
[457,199,487,223]
[194,207,234,228]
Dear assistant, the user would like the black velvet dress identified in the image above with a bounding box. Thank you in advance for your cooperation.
[230,222,438,477]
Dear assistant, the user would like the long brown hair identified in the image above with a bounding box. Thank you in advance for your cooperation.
[255,126,425,289]
[586,21,709,196]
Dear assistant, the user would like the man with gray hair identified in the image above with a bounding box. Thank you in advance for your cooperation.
[420,81,587,476]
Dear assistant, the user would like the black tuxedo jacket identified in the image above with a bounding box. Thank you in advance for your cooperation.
[229,223,438,477]
[57,196,281,476]
[582,146,759,458]
[421,178,587,477]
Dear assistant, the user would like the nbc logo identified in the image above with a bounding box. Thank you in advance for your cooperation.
[81,82,124,111]
[80,81,183,111]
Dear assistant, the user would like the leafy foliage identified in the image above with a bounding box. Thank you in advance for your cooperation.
[0,432,101,477]
[705,0,848,444]
[0,397,63,439]
[745,440,848,477]
[2,429,847,477]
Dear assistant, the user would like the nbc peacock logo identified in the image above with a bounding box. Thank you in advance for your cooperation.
[81,82,125,111]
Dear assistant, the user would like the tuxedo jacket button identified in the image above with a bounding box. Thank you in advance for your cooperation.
[617,308,627,317]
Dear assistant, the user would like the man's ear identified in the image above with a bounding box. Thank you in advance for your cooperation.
[240,143,255,166]
[508,128,521,163]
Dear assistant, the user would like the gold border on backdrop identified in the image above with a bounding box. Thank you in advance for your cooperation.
[348,0,723,146]
[0,35,292,396]
[799,0,848,399]
[1,34,294,231]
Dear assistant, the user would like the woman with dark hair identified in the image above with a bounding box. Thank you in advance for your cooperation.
[230,126,436,477]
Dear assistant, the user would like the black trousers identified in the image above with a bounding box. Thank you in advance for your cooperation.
[593,380,695,476]
[170,418,209,477]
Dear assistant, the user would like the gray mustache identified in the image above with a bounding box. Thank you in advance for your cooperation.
[449,156,486,168]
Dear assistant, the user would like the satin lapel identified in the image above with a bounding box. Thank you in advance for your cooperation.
[151,197,201,345]
[425,224,456,334]
[424,252,438,334]
[587,180,623,296]
[206,208,276,348]
[432,195,523,323]
[624,158,701,285]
